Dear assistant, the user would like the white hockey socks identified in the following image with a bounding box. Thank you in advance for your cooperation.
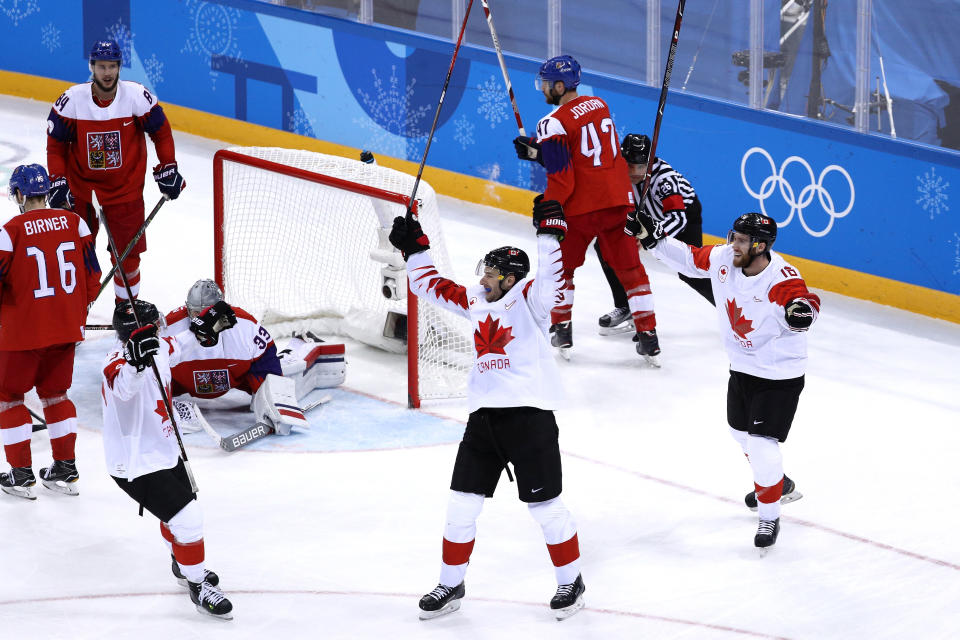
[745,434,785,521]
[163,501,206,583]
[439,491,484,587]
[528,497,581,585]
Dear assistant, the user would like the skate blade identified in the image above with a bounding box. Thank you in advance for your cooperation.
[757,546,774,558]
[419,599,461,620]
[556,347,571,361]
[41,478,79,496]
[642,354,661,368]
[598,324,633,336]
[1,484,37,500]
[553,595,585,621]
[195,604,233,621]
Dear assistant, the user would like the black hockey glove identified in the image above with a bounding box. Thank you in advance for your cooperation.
[47,175,73,210]
[388,214,430,260]
[153,162,186,200]
[124,324,160,372]
[513,136,543,165]
[532,196,567,241]
[784,299,814,331]
[625,206,663,249]
[190,300,237,347]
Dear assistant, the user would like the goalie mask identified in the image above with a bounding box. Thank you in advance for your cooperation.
[113,299,165,343]
[186,279,224,317]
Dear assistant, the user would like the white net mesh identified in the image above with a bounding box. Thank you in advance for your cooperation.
[215,147,472,402]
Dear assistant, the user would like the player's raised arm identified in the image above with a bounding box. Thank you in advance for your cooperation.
[389,213,470,318]
[525,196,567,319]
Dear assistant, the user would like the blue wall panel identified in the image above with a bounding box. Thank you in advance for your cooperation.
[0,0,957,296]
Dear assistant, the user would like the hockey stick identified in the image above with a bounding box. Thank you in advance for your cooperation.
[90,196,166,307]
[638,0,686,209]
[93,191,198,493]
[405,0,475,217]
[480,0,526,136]
[29,407,47,433]
[199,395,332,452]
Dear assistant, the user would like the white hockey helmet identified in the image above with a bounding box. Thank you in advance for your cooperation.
[186,279,224,317]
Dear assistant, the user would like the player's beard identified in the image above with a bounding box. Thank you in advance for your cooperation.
[93,75,118,94]
[734,247,758,269]
[544,87,563,106]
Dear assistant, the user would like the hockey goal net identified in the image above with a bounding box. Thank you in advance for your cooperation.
[213,147,473,407]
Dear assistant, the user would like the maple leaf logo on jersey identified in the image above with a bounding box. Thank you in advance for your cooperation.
[474,314,514,357]
[726,298,755,339]
[154,399,170,423]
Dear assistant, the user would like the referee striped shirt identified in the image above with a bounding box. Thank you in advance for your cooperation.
[633,158,697,238]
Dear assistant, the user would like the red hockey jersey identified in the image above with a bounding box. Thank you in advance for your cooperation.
[0,208,101,350]
[536,95,634,217]
[46,80,176,206]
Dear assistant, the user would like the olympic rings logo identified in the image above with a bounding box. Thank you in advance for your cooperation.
[740,147,855,238]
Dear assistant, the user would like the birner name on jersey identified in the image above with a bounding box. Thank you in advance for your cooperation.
[477,357,511,373]
[568,98,605,120]
[23,215,71,236]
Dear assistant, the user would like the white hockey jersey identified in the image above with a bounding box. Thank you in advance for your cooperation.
[101,336,183,480]
[406,236,566,412]
[164,304,281,398]
[652,237,821,379]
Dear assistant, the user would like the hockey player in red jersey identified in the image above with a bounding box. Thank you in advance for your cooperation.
[513,55,659,363]
[390,197,586,621]
[102,300,233,619]
[0,164,100,500]
[46,39,186,304]
[630,211,818,552]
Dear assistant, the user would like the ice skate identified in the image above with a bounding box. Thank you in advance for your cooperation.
[635,330,661,367]
[755,518,780,556]
[171,554,220,588]
[550,322,572,360]
[550,574,585,621]
[418,582,464,620]
[598,306,632,336]
[189,578,233,620]
[745,475,802,511]
[0,466,37,500]
[39,459,79,496]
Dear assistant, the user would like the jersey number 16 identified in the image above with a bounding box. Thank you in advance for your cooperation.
[26,242,77,299]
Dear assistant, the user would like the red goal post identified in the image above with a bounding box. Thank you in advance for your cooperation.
[212,148,472,408]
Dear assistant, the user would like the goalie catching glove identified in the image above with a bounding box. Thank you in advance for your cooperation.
[531,196,567,241]
[124,324,160,372]
[624,206,664,250]
[190,300,237,347]
[388,214,430,260]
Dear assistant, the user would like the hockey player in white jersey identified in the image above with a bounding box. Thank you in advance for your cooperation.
[165,279,344,436]
[390,196,586,621]
[101,300,233,619]
[629,210,819,552]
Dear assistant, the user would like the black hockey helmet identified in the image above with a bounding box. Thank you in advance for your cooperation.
[729,212,777,250]
[113,299,164,342]
[477,246,530,281]
[621,133,651,165]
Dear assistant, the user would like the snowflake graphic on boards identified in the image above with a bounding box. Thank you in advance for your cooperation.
[954,233,960,277]
[40,22,60,52]
[477,75,509,129]
[916,167,949,219]
[286,107,316,137]
[353,66,433,159]
[452,114,475,150]
[104,19,134,67]
[144,54,164,86]
[0,0,38,27]
[181,0,243,90]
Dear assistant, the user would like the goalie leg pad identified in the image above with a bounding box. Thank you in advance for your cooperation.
[252,374,307,435]
[279,337,346,399]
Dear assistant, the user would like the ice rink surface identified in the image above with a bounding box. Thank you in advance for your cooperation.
[1,95,959,639]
